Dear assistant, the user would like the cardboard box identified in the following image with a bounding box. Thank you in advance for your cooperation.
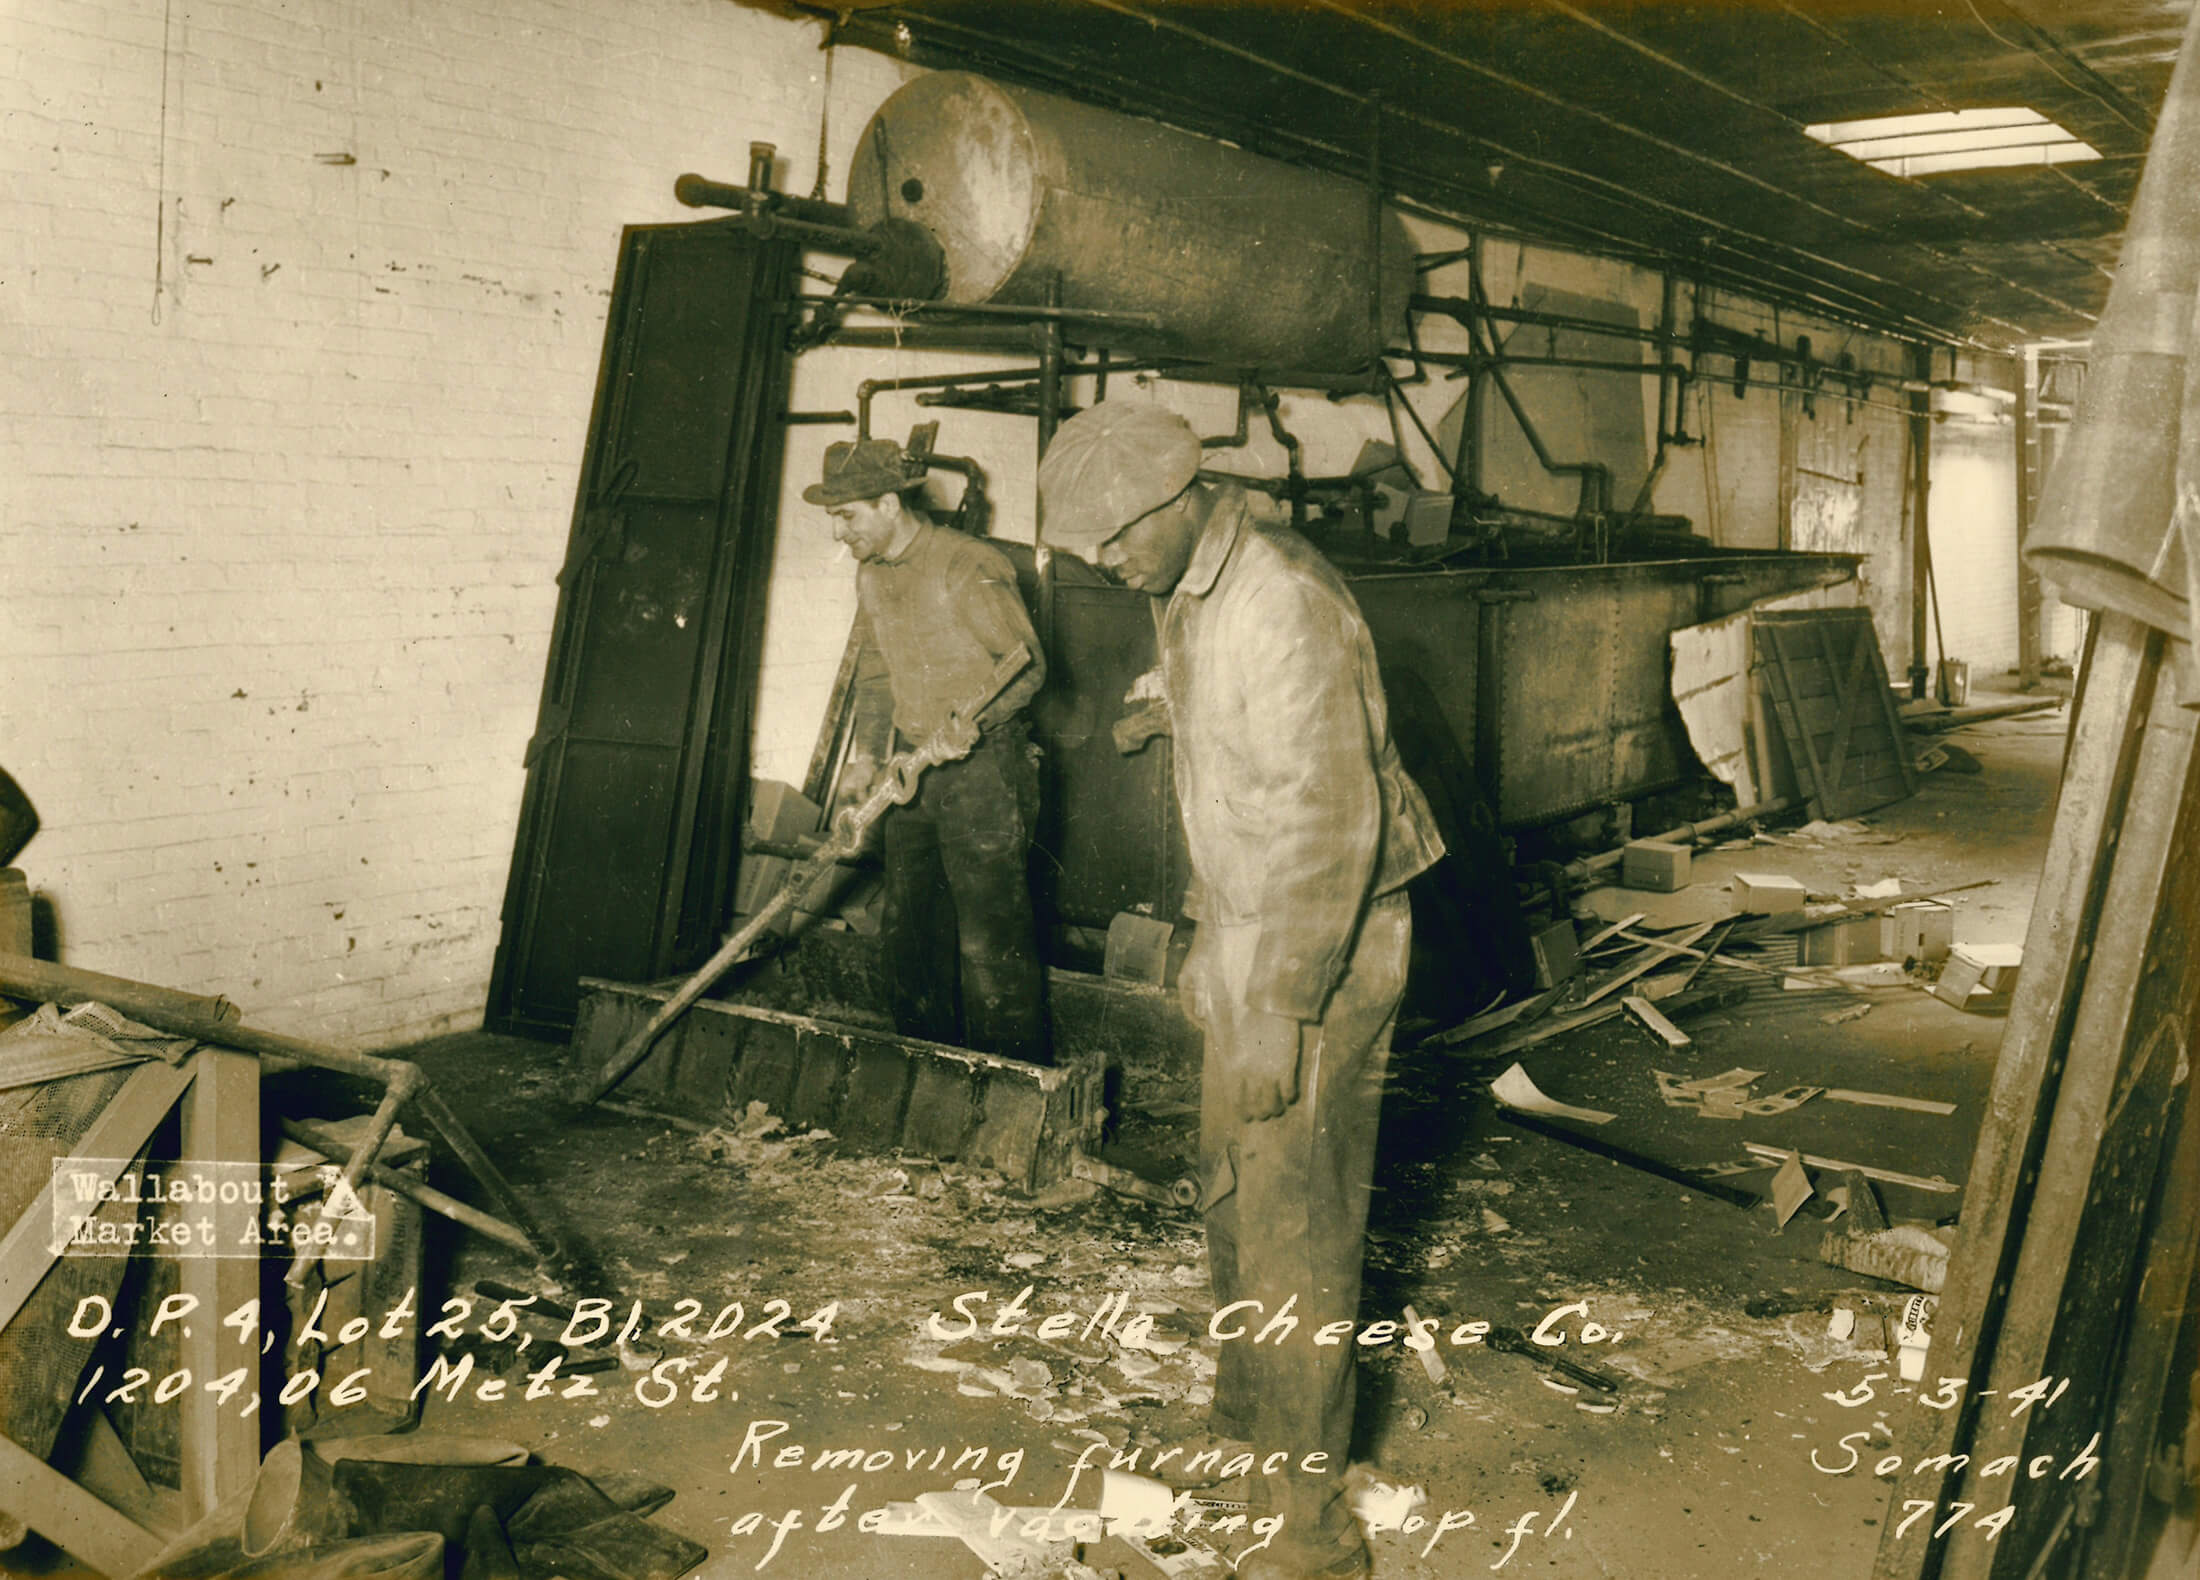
[1934,942,2023,1007]
[1622,839,1691,892]
[1885,901,1954,964]
[1530,919,1582,988]
[1731,871,1807,914]
[1799,915,1883,967]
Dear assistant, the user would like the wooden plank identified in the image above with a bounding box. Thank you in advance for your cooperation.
[1578,912,1646,953]
[1816,614,1875,808]
[0,1059,195,1335]
[1580,921,1718,1007]
[1936,667,2196,1580]
[1623,995,1690,1049]
[0,1430,162,1579]
[1755,622,1832,819]
[1866,617,1919,802]
[1739,1142,1960,1193]
[799,621,868,808]
[176,1049,260,1518]
[2087,1022,2200,1575]
[1870,617,2165,1580]
[1783,656,1837,699]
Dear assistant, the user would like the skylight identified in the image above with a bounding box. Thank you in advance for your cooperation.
[1805,108,2100,178]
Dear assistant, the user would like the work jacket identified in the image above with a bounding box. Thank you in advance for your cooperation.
[1160,485,1445,1022]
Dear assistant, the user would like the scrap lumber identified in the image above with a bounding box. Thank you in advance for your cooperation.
[1820,1226,1951,1293]
[1557,799,1794,886]
[1739,879,1997,939]
[1610,925,1856,991]
[1824,1089,1957,1116]
[1740,1141,1959,1193]
[0,951,576,1283]
[1580,920,1718,1006]
[1902,698,2064,733]
[1578,912,1647,952]
[1423,986,1561,1047]
[1624,995,1691,1049]
[1450,979,1749,1059]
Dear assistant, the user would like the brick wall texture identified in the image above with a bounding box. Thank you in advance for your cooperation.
[3,1,1984,1045]
[0,0,911,1041]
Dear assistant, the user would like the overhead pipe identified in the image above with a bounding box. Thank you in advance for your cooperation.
[832,4,2036,346]
[1464,254,1614,528]
[674,170,859,232]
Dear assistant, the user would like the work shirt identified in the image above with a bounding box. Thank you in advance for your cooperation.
[1161,485,1445,1022]
[856,520,1045,740]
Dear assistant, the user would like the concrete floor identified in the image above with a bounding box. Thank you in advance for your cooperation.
[320,695,2142,1580]
[23,691,2193,1580]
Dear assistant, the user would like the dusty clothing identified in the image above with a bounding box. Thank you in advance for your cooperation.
[1159,486,1444,1020]
[879,722,1049,1065]
[856,521,1044,738]
[856,519,1049,1063]
[1161,487,1442,1572]
[1194,893,1409,1565]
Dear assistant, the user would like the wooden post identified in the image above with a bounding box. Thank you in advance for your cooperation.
[0,1435,160,1580]
[1907,341,1935,698]
[1870,615,2182,1580]
[178,1048,261,1517]
[2015,345,2042,690]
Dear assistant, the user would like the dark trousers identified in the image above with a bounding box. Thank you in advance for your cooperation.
[1193,891,1410,1569]
[879,725,1049,1064]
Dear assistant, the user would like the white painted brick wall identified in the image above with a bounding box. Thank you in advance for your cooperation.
[1,0,912,1043]
[3,0,1916,1046]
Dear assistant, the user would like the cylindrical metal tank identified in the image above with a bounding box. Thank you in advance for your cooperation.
[845,72,1415,372]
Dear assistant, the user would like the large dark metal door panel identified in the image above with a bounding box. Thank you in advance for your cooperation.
[488,222,795,1037]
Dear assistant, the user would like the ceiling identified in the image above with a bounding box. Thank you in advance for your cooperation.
[814,0,2194,348]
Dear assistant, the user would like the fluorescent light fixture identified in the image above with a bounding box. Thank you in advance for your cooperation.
[1806,108,2099,178]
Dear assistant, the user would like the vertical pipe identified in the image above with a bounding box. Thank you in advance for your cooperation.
[1908,341,1935,698]
[1463,234,1486,504]
[1035,277,1063,654]
[2016,345,2042,689]
[1367,94,1385,370]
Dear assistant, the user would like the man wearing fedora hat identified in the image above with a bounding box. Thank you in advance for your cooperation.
[1038,403,1444,1580]
[806,437,1051,1065]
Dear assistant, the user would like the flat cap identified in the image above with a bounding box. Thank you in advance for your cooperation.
[1038,403,1203,554]
[803,438,922,506]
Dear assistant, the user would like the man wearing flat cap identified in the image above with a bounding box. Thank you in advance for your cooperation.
[807,438,1050,1065]
[1038,403,1443,1580]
